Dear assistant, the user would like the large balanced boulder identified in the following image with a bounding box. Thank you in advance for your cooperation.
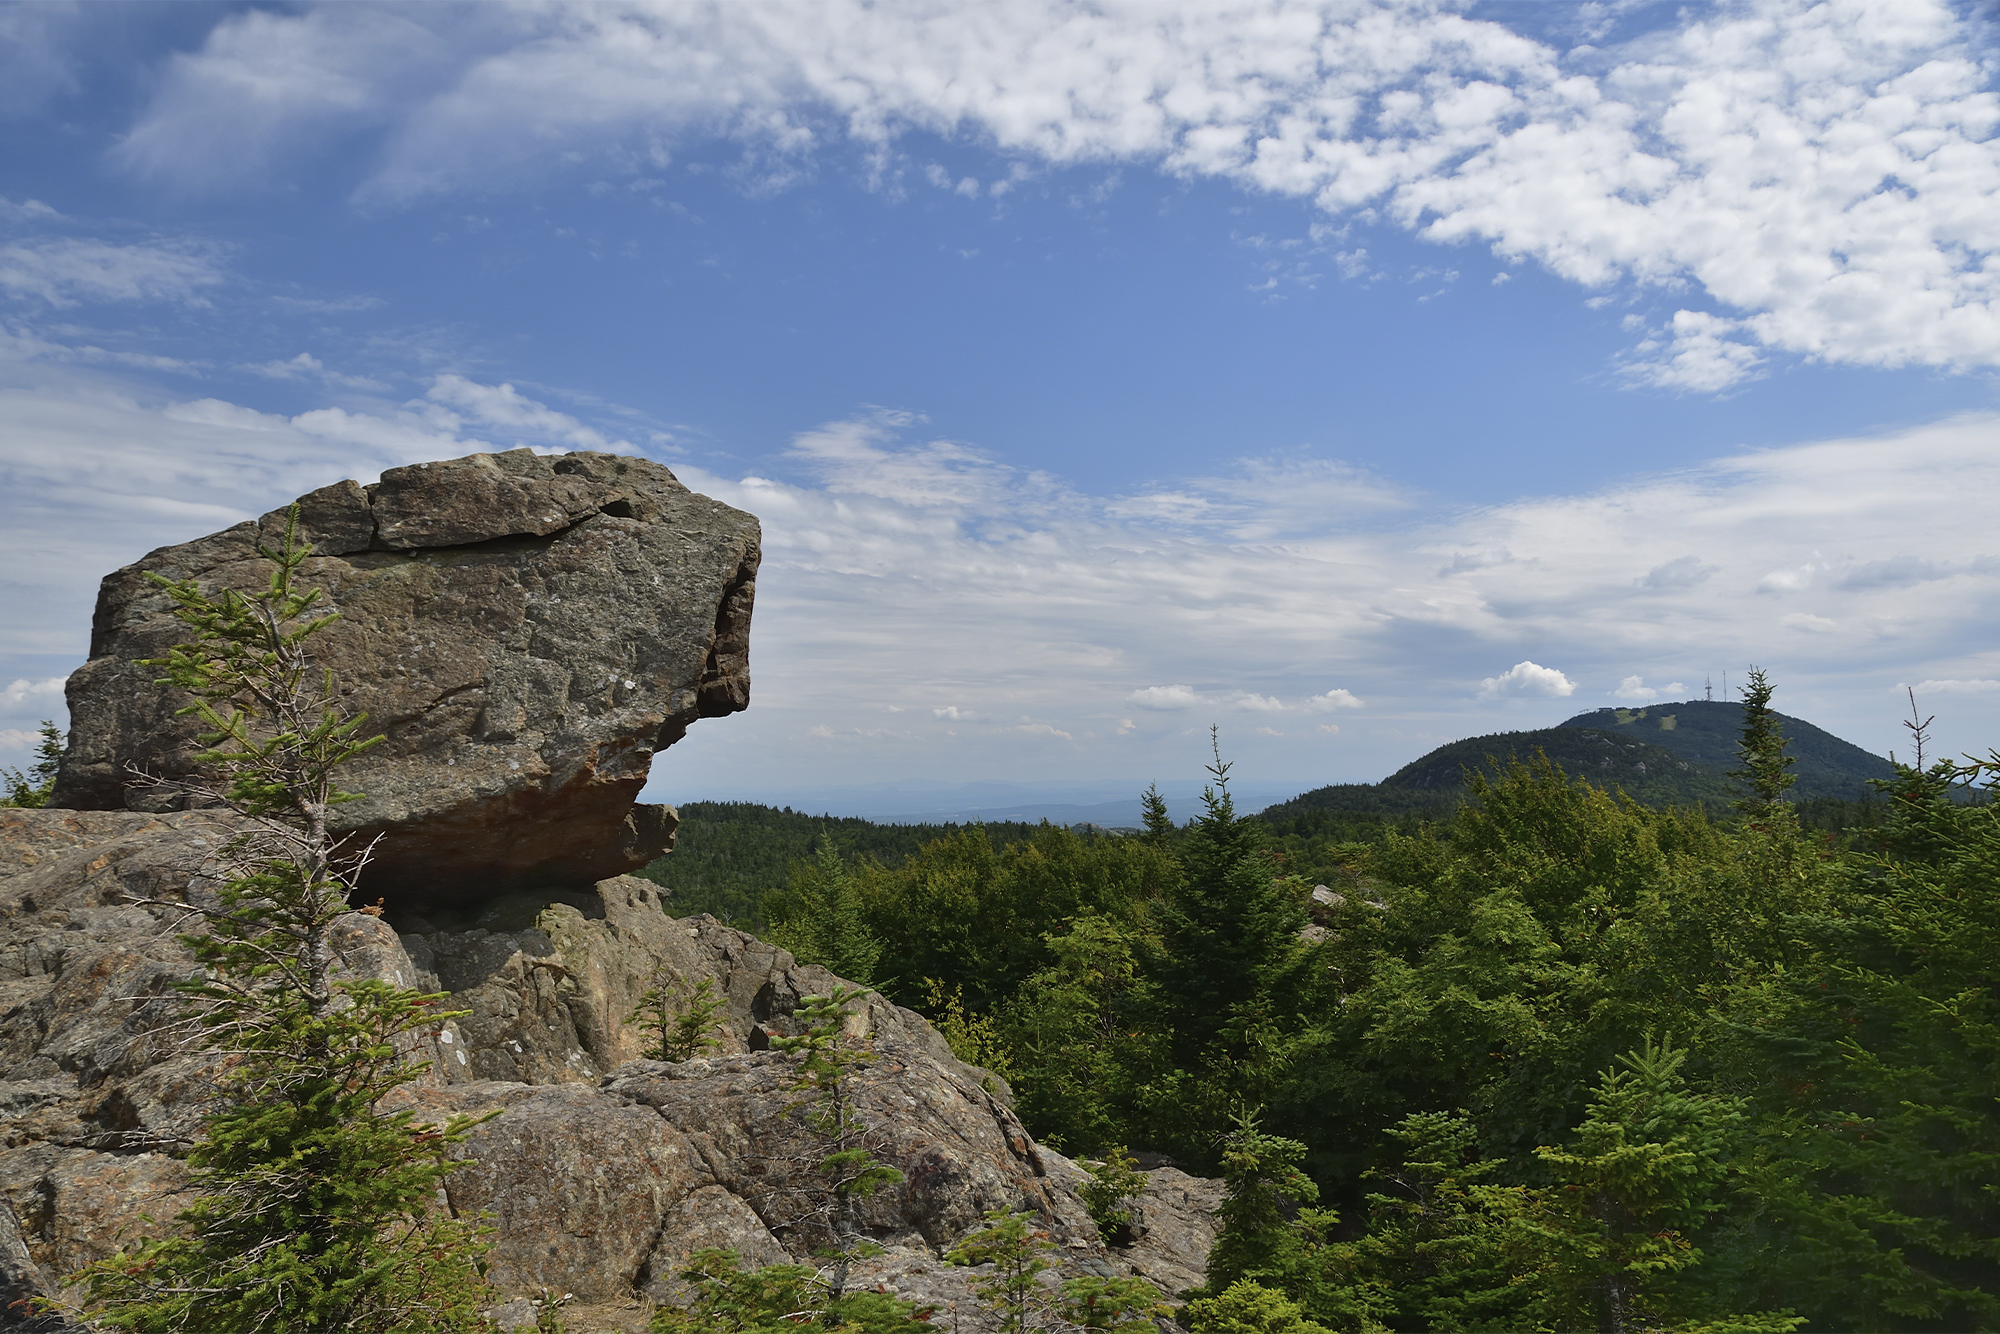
[0,811,1219,1333]
[50,450,759,911]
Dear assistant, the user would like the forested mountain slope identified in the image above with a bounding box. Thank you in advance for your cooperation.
[636,801,1045,926]
[1555,698,1894,800]
[1261,701,1890,822]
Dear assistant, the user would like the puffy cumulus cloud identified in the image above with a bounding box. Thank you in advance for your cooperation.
[1307,689,1363,711]
[1232,693,1288,712]
[118,0,2000,386]
[1477,661,1578,700]
[1614,675,1685,702]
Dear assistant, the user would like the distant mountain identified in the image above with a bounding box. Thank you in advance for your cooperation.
[1258,699,1893,822]
[1554,700,1893,802]
[1380,726,1736,808]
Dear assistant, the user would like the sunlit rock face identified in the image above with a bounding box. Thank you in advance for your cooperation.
[0,821,1219,1330]
[51,449,759,910]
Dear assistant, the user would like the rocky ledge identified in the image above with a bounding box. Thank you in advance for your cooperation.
[0,810,1219,1332]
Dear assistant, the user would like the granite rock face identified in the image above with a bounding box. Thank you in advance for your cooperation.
[50,450,759,910]
[0,812,1220,1332]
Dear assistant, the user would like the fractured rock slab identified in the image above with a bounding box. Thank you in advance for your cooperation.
[50,450,759,910]
[0,811,1219,1331]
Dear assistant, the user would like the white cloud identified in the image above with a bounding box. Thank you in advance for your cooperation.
[0,6,85,118]
[1232,693,1288,713]
[113,0,2000,387]
[0,369,637,664]
[1128,685,1201,711]
[1757,564,1817,594]
[1613,675,1685,702]
[1,677,66,709]
[13,372,2000,787]
[1478,661,1578,700]
[245,352,387,391]
[1837,555,1999,591]
[112,6,469,191]
[1911,679,2000,696]
[427,374,636,453]
[0,237,225,306]
[1637,555,1716,591]
[0,197,61,222]
[1622,311,1765,392]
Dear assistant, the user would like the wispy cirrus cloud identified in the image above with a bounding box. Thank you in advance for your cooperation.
[0,236,225,306]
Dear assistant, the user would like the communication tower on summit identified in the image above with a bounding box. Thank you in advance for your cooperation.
[1705,675,1713,701]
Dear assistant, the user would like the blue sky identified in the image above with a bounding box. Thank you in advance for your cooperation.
[3,0,1999,808]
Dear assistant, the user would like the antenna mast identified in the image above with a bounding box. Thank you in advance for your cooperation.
[1704,675,1712,702]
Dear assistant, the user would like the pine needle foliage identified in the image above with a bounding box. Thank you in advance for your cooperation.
[1729,667,1798,822]
[624,968,727,1062]
[647,1247,934,1333]
[62,506,493,1333]
[0,719,63,807]
[771,842,885,986]
[770,986,904,1306]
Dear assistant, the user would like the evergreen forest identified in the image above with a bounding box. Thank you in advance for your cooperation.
[643,683,2000,1332]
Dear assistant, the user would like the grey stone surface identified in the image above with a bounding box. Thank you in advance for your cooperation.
[51,449,760,909]
[0,812,1220,1329]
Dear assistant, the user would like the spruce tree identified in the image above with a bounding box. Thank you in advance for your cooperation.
[62,507,492,1333]
[769,986,903,1306]
[1,719,63,807]
[1154,733,1308,1068]
[772,841,884,986]
[1534,1038,1756,1334]
[1729,667,1796,822]
[624,967,727,1062]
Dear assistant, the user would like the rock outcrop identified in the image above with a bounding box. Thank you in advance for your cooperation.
[0,811,1219,1332]
[50,450,759,910]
